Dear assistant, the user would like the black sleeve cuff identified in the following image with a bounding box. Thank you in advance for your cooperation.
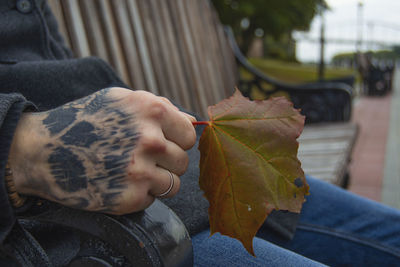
[0,93,36,244]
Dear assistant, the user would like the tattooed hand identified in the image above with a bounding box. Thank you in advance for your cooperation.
[8,88,197,214]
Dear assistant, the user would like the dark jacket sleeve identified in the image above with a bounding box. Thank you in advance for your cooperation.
[0,93,35,244]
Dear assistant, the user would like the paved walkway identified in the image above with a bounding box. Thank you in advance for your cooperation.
[349,93,391,201]
[382,71,400,209]
[349,70,400,210]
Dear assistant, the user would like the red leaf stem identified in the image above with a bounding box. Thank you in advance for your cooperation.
[192,121,210,126]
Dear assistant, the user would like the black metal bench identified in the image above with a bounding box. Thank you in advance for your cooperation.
[225,27,354,124]
[358,53,395,96]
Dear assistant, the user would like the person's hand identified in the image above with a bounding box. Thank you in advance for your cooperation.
[8,87,197,214]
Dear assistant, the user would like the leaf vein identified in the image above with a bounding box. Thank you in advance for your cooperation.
[211,126,246,239]
[213,126,279,206]
[214,125,297,207]
[214,115,299,123]
[199,128,213,178]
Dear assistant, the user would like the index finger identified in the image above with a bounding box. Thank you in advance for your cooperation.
[144,100,195,150]
[160,97,197,123]
[160,107,197,150]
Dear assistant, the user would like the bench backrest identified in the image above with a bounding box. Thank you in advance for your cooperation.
[48,0,239,117]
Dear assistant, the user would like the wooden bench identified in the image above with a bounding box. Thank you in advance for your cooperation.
[14,1,358,266]
[48,0,237,118]
[298,123,358,186]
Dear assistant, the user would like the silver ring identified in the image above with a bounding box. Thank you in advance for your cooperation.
[156,170,174,197]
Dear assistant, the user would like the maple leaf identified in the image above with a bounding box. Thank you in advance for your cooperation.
[197,89,309,255]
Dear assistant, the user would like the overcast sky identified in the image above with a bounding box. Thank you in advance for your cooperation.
[296,0,400,63]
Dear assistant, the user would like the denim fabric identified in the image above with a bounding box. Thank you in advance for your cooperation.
[192,231,326,267]
[261,177,400,266]
[193,177,400,266]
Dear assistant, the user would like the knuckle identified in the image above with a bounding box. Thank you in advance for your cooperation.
[140,134,167,153]
[124,91,142,104]
[123,90,152,105]
[159,96,172,105]
[108,87,132,96]
[108,86,125,92]
[132,90,152,97]
[148,100,168,120]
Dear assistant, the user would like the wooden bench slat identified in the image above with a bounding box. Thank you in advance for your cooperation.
[297,122,358,186]
[149,0,186,104]
[78,0,110,62]
[109,0,147,91]
[300,156,344,167]
[299,142,352,154]
[184,0,214,106]
[213,21,238,97]
[195,0,225,103]
[301,130,357,140]
[61,0,91,57]
[166,0,202,113]
[304,173,340,184]
[47,0,72,48]
[126,0,159,95]
[156,0,193,108]
[136,1,171,98]
[98,0,131,85]
[176,0,211,116]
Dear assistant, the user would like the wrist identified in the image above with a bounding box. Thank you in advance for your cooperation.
[4,161,26,208]
[8,113,46,196]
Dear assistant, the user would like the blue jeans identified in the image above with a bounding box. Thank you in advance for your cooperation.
[192,177,400,266]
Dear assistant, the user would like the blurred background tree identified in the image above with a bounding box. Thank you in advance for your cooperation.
[211,0,327,61]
